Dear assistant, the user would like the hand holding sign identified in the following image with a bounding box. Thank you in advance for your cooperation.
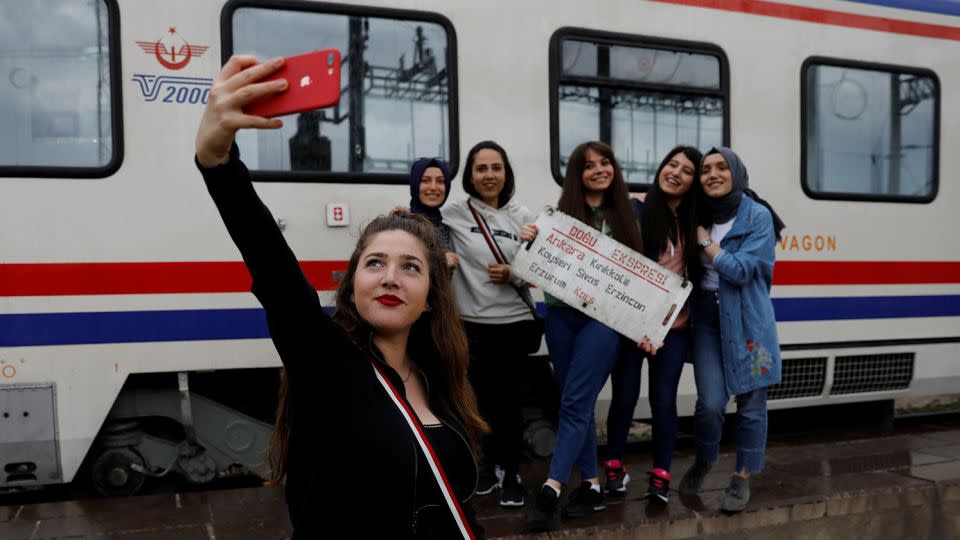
[638,336,662,355]
[513,207,691,346]
[520,223,539,243]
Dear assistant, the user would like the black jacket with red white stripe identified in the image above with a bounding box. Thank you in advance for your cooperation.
[197,145,482,539]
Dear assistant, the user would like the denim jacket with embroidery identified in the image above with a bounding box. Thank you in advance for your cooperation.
[713,196,782,395]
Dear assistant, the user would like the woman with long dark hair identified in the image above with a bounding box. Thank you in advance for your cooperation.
[522,141,644,530]
[679,146,785,513]
[603,145,702,504]
[441,140,536,508]
[195,55,487,539]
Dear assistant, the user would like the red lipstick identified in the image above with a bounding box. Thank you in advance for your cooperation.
[376,294,403,306]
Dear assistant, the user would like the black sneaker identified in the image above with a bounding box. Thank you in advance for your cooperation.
[499,474,525,507]
[720,474,750,512]
[562,481,606,519]
[645,468,670,505]
[678,458,712,496]
[475,465,502,496]
[603,459,630,496]
[526,485,559,531]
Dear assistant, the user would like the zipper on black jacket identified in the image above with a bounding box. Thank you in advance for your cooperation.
[418,367,479,502]
[366,333,479,509]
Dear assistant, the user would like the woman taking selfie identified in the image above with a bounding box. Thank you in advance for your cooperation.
[522,141,644,529]
[679,146,785,513]
[195,55,486,539]
[441,141,536,508]
[604,145,702,504]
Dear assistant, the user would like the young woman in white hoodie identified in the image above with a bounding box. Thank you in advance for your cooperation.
[442,140,536,508]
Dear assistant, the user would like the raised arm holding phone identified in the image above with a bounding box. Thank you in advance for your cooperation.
[195,55,487,540]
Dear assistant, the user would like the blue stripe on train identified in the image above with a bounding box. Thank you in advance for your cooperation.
[0,309,270,347]
[1,295,958,347]
[772,295,960,321]
[845,0,960,17]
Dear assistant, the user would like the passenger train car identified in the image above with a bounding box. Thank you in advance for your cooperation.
[1,0,958,494]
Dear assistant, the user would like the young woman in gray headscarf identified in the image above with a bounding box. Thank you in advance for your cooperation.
[678,146,785,513]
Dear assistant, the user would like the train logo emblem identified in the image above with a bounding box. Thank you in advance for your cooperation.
[133,27,212,105]
[137,27,209,71]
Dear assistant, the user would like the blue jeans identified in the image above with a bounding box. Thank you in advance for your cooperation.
[545,306,621,484]
[692,291,768,473]
[606,329,690,471]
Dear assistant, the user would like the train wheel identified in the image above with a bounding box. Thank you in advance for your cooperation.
[90,447,146,497]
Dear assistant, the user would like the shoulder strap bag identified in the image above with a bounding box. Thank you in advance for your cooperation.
[369,360,476,539]
[467,199,544,354]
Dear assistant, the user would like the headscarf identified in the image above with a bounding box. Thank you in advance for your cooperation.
[408,157,452,225]
[703,147,785,241]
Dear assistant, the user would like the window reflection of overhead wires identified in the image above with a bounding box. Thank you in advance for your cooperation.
[898,76,935,115]
[559,86,723,116]
[364,24,448,103]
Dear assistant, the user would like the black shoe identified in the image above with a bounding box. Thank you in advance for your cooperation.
[526,485,559,531]
[645,468,670,505]
[562,481,606,519]
[499,474,525,507]
[678,458,712,496]
[475,465,502,496]
[720,474,750,512]
[603,459,630,496]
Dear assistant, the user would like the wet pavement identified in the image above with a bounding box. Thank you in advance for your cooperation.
[2,416,959,539]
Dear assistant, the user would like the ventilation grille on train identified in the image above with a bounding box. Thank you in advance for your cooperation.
[768,357,827,400]
[830,353,914,395]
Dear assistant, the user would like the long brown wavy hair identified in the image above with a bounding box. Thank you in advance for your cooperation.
[267,212,488,483]
[559,141,644,252]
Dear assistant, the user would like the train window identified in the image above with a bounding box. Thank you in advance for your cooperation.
[802,58,939,203]
[226,4,457,184]
[0,0,122,178]
[549,29,728,187]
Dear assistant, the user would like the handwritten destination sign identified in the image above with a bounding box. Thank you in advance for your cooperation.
[513,207,691,346]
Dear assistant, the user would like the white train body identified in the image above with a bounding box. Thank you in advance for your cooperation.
[1,0,957,489]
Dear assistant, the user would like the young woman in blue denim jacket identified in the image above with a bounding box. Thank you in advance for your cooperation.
[679,147,786,512]
[520,141,644,530]
[603,145,703,504]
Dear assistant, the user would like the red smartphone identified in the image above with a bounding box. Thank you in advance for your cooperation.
[244,49,341,118]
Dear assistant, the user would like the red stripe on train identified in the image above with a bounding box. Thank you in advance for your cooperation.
[774,261,960,286]
[0,261,347,296]
[651,0,960,41]
[0,261,957,296]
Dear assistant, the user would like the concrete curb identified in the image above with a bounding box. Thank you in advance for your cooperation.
[493,478,960,539]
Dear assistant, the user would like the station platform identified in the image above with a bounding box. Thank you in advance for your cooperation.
[1,414,958,539]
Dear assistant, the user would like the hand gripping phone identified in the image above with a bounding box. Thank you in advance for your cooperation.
[244,49,341,118]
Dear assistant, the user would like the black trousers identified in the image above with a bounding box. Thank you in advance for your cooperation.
[463,320,528,477]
